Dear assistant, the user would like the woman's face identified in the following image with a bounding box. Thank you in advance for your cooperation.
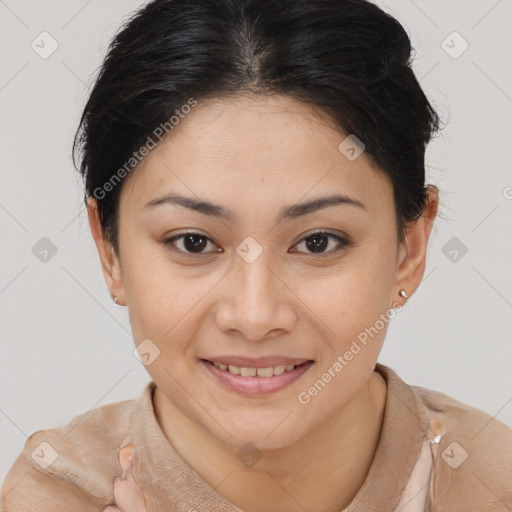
[94,94,420,450]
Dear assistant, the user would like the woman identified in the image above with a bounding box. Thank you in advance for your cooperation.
[2,0,510,511]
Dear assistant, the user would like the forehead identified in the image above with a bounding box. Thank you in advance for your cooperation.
[120,94,394,218]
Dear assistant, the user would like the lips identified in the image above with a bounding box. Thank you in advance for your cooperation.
[201,358,315,395]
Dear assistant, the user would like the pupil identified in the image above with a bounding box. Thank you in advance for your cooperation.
[306,233,328,253]
[184,234,207,252]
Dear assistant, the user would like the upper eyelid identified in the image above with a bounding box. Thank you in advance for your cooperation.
[167,230,345,243]
[165,230,348,253]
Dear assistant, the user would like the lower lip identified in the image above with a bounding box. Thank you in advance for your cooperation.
[200,359,314,396]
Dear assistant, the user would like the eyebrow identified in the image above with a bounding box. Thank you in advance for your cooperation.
[144,192,367,221]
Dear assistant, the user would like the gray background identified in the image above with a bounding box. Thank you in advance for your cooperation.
[1,0,511,485]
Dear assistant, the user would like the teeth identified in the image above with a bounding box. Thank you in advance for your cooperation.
[256,367,273,377]
[212,361,299,377]
[273,365,286,375]
[227,364,240,375]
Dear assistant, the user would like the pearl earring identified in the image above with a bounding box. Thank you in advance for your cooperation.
[399,289,408,301]
[111,295,119,305]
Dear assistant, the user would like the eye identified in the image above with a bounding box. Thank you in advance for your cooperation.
[290,231,350,257]
[163,232,220,256]
[162,230,350,258]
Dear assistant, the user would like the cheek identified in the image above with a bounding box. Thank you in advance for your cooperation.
[121,241,190,344]
[303,248,395,333]
[294,253,396,396]
[123,255,220,380]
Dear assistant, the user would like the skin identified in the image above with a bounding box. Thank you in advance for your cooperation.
[89,93,439,512]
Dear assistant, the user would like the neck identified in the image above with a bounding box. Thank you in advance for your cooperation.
[154,370,387,512]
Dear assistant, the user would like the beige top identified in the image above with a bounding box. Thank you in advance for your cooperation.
[1,363,511,511]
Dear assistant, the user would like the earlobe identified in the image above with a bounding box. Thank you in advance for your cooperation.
[87,197,126,305]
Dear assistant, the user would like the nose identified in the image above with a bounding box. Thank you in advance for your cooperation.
[214,248,297,342]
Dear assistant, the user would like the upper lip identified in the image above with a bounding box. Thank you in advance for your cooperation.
[202,355,313,368]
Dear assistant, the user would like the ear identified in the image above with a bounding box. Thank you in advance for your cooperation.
[87,197,126,305]
[393,185,439,304]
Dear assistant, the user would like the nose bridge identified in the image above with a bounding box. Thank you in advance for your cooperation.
[233,241,280,310]
[215,240,294,340]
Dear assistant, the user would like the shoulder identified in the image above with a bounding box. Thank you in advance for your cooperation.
[412,383,511,444]
[1,396,137,511]
[411,384,512,511]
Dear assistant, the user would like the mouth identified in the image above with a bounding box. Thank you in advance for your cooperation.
[200,358,315,395]
[202,359,310,377]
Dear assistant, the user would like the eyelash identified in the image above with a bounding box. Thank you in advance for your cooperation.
[162,231,351,258]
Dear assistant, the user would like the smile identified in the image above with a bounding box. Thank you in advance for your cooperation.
[210,361,298,377]
[201,359,315,395]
